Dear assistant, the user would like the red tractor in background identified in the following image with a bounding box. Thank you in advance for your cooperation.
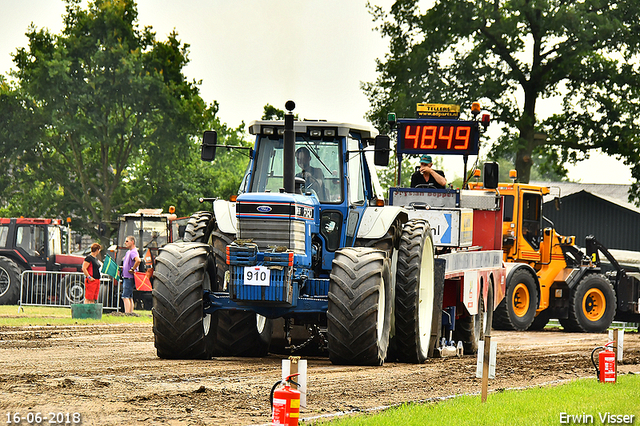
[0,218,85,305]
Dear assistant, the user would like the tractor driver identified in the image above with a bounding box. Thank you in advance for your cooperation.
[295,146,324,195]
[410,154,447,189]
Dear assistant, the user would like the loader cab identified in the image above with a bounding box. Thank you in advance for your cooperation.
[497,184,547,263]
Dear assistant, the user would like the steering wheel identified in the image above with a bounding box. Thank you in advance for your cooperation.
[416,183,436,189]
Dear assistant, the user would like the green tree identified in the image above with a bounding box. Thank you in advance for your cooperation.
[364,0,640,202]
[0,0,248,242]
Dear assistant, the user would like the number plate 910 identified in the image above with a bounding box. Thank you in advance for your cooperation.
[244,266,271,286]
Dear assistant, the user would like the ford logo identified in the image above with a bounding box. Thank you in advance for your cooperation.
[257,206,272,213]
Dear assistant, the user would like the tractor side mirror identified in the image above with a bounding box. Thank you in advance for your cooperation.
[483,162,499,189]
[374,135,390,167]
[201,130,218,162]
[554,196,561,211]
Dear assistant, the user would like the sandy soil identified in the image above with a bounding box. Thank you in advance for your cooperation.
[0,323,638,426]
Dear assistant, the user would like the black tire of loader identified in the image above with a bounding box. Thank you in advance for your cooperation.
[0,256,21,305]
[394,219,440,363]
[183,211,215,244]
[327,247,392,366]
[152,242,214,359]
[528,310,551,330]
[560,274,616,333]
[493,268,538,331]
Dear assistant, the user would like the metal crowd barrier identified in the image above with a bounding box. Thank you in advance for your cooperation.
[19,270,121,311]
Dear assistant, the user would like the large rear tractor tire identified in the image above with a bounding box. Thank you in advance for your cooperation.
[212,311,272,357]
[0,256,21,305]
[152,242,214,359]
[394,219,440,363]
[560,274,616,333]
[327,248,392,366]
[183,211,215,244]
[493,268,538,331]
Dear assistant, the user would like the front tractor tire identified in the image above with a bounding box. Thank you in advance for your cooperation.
[152,242,214,359]
[0,256,21,305]
[560,274,616,333]
[394,219,441,363]
[493,268,538,331]
[327,247,392,366]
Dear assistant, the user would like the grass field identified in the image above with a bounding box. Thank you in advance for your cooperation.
[322,374,640,426]
[0,305,152,326]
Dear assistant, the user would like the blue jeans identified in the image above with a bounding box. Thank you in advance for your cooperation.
[122,277,135,299]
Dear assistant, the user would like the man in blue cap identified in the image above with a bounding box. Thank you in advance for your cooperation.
[410,154,447,188]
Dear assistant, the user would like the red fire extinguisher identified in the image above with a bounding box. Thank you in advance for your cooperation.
[591,341,616,383]
[270,373,301,426]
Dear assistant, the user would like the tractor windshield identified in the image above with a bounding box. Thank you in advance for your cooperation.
[250,136,342,203]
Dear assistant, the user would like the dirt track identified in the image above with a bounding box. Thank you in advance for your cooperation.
[0,322,639,426]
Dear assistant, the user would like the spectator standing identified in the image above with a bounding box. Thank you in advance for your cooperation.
[82,243,102,304]
[122,236,141,314]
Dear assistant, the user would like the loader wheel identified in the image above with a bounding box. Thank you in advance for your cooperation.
[183,211,215,244]
[0,256,21,305]
[493,268,538,331]
[394,219,440,363]
[454,281,494,355]
[327,247,392,366]
[152,242,214,359]
[561,274,616,333]
[212,311,272,357]
[528,310,551,331]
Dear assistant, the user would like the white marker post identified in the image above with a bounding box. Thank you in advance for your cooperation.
[476,337,497,403]
[282,357,307,408]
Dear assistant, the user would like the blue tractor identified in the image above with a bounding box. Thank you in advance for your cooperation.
[152,102,442,365]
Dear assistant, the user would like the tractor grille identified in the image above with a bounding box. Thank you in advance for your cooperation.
[237,218,306,255]
[229,264,297,306]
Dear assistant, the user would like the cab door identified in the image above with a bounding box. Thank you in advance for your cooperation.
[517,191,542,262]
[14,225,48,269]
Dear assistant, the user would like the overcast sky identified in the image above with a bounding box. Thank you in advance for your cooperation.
[0,0,633,184]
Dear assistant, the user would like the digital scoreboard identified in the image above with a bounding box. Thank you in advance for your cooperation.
[397,119,480,156]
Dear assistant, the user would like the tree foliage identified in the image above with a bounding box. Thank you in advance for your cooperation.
[364,0,640,203]
[0,0,249,242]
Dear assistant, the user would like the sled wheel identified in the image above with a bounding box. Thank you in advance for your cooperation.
[454,279,494,355]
